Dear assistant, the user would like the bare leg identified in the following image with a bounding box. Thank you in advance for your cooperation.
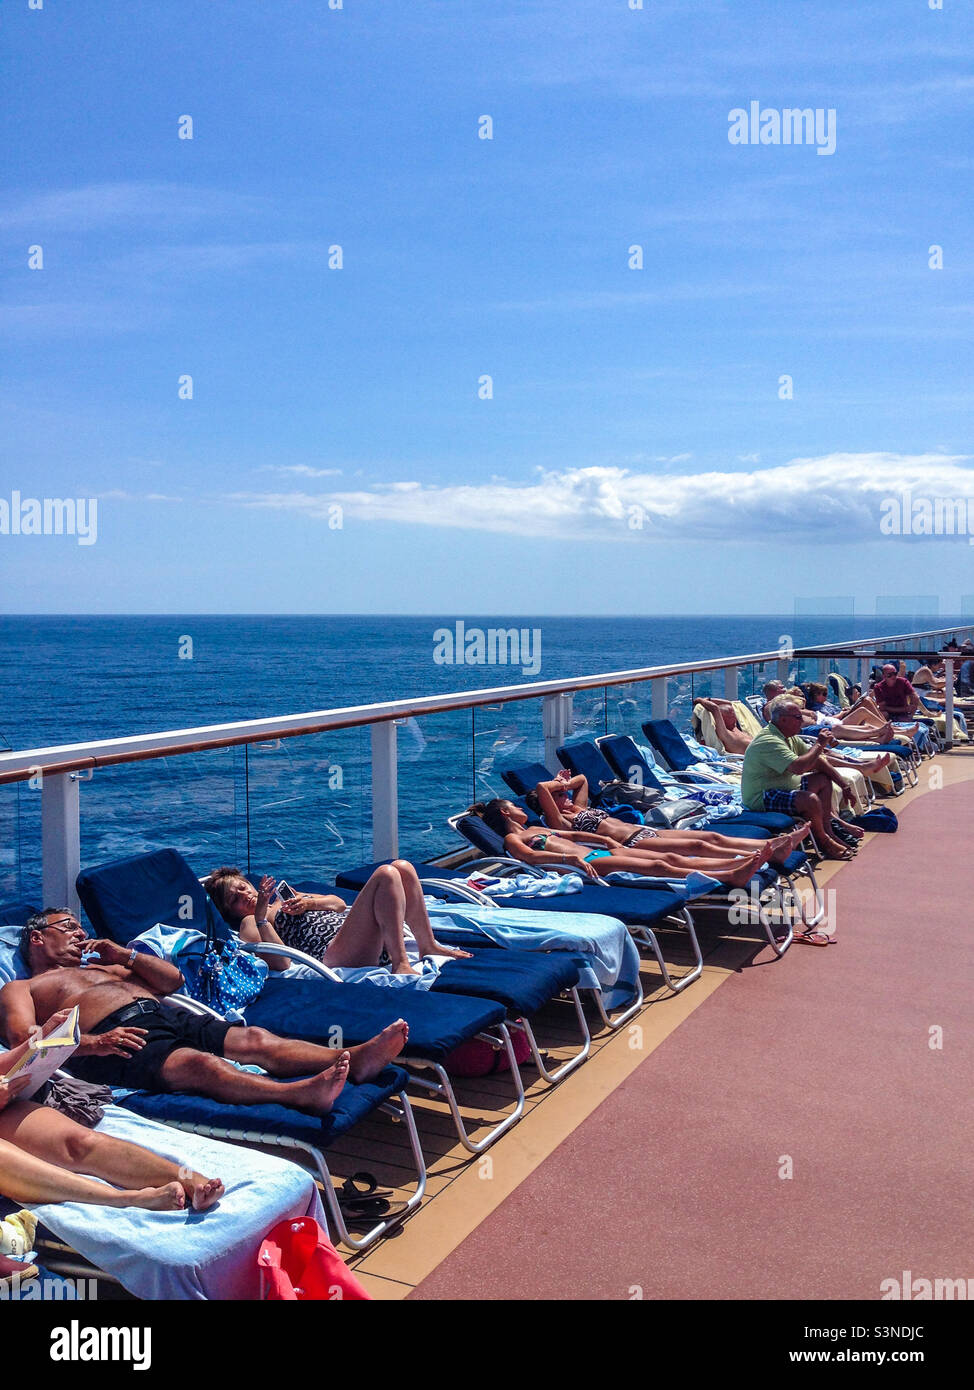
[594,848,771,887]
[0,1131,184,1211]
[389,860,473,958]
[322,865,417,973]
[0,1102,223,1211]
[792,775,849,858]
[160,1045,351,1116]
[224,1018,408,1087]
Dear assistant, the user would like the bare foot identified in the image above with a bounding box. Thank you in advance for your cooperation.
[720,851,768,888]
[290,1053,350,1114]
[349,1019,409,1083]
[124,1181,186,1212]
[180,1174,225,1211]
[389,957,420,976]
[431,941,474,959]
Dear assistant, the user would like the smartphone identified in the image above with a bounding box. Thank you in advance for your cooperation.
[276,880,295,901]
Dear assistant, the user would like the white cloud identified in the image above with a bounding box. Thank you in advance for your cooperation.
[256,465,344,478]
[228,453,974,543]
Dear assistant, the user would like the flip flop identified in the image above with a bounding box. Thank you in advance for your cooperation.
[337,1171,395,1217]
[795,930,836,947]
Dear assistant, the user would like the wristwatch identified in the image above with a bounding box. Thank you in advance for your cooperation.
[127,948,138,967]
[257,918,269,928]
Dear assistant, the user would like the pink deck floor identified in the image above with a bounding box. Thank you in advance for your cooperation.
[412,778,974,1301]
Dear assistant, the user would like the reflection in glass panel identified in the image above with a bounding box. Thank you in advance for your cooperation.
[247,727,369,884]
[0,784,26,903]
[397,709,473,863]
[473,698,545,803]
[79,748,246,887]
[570,687,606,744]
[606,681,653,742]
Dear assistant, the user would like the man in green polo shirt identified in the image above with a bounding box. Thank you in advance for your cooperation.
[741,699,857,859]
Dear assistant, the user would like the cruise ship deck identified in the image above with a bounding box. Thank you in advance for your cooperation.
[331,748,974,1301]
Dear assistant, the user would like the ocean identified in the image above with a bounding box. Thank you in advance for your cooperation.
[0,613,960,905]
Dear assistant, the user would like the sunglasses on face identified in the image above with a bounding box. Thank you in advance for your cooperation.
[40,919,86,936]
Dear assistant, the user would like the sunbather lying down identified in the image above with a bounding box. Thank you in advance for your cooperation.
[207,861,473,974]
[0,1024,223,1213]
[0,913,409,1118]
[470,799,807,888]
[527,771,808,861]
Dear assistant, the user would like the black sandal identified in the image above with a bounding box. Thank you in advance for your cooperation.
[337,1171,395,1217]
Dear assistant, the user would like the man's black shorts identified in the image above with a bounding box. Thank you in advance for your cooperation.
[68,998,232,1092]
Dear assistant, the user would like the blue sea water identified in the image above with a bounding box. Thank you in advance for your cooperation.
[0,613,960,906]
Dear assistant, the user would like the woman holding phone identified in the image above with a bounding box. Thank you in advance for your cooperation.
[205,861,472,975]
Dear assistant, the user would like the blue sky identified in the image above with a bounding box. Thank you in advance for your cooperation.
[2,0,973,615]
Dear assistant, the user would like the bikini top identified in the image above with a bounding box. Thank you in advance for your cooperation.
[527,834,548,850]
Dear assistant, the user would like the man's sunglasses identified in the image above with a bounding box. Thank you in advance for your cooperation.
[39,918,86,936]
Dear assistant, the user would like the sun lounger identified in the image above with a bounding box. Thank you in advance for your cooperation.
[75,850,529,1156]
[0,1103,331,1299]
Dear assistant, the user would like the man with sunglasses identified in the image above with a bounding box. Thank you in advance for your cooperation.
[0,909,409,1115]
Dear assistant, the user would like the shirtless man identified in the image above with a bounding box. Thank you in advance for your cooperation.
[0,910,409,1116]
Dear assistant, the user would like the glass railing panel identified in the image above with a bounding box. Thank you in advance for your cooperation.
[605,680,654,743]
[396,709,474,864]
[570,686,607,743]
[0,782,29,905]
[472,696,546,802]
[78,747,245,904]
[246,727,370,885]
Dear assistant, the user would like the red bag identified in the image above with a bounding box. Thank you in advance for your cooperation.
[443,1024,532,1077]
[258,1218,372,1301]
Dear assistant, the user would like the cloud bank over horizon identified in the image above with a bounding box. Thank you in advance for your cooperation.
[228,452,974,543]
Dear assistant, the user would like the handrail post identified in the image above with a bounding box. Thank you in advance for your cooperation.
[651,676,668,721]
[722,666,738,701]
[42,772,81,915]
[543,692,573,771]
[370,722,399,860]
[944,659,955,750]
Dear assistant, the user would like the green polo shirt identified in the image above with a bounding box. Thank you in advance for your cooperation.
[740,723,809,809]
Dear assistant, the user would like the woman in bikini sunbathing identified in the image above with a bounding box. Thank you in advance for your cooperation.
[528,772,808,865]
[469,799,796,888]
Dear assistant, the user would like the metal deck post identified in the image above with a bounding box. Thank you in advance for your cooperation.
[371,721,399,860]
[543,692,573,771]
[722,666,738,701]
[42,773,81,915]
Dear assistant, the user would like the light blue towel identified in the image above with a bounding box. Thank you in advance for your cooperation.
[424,900,640,1005]
[28,1105,326,1300]
[459,872,584,898]
[132,922,442,995]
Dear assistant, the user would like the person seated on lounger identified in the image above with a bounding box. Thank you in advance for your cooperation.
[468,799,788,888]
[912,659,974,706]
[205,861,472,973]
[528,771,808,865]
[0,1020,224,1212]
[0,911,409,1117]
[740,699,864,860]
[872,664,920,720]
[706,691,896,778]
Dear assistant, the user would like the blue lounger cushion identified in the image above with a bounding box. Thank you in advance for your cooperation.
[298,881,581,1013]
[501,762,555,796]
[78,848,211,942]
[248,976,506,1062]
[328,865,690,923]
[117,1064,409,1146]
